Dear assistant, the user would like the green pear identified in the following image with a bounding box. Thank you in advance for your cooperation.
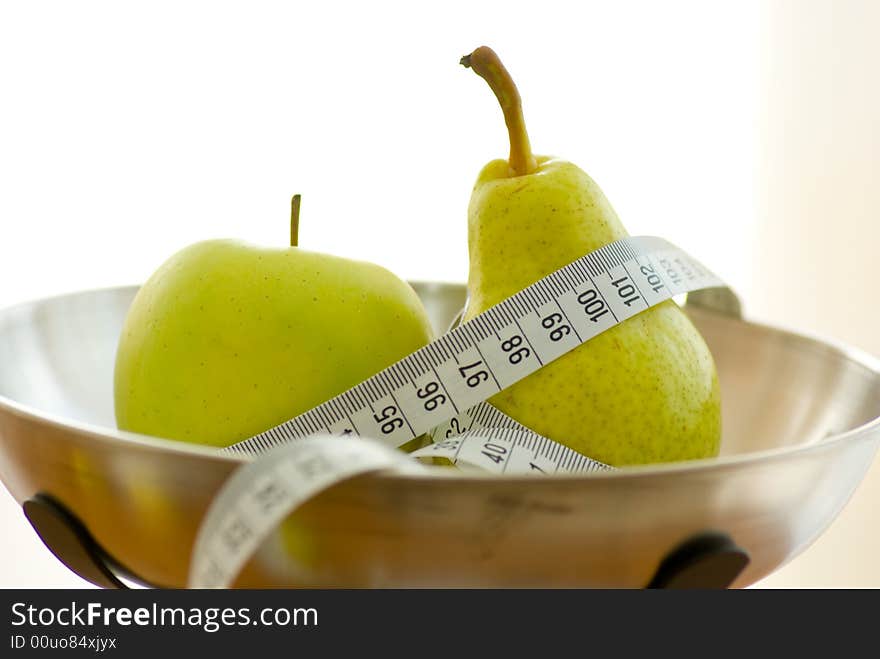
[114,196,435,448]
[461,47,721,466]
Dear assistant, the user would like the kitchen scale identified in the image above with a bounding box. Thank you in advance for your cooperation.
[1,282,878,588]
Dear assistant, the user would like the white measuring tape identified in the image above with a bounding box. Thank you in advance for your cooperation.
[189,235,727,588]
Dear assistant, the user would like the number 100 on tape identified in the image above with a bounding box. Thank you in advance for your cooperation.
[226,235,725,456]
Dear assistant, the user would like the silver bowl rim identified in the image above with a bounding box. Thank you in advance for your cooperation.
[1,282,879,485]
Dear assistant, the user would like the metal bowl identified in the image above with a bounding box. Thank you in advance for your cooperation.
[1,283,879,588]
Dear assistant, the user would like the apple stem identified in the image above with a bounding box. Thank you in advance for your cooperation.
[461,46,538,177]
[290,194,301,247]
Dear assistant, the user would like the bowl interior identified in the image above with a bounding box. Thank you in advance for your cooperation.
[1,284,879,458]
[2,284,880,588]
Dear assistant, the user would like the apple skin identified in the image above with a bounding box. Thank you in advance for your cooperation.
[114,239,435,447]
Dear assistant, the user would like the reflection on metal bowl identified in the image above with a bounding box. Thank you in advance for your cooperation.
[0,283,878,588]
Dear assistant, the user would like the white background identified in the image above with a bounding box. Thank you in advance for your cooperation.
[1,0,878,588]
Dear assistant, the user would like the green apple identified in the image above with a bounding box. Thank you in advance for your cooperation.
[114,197,435,447]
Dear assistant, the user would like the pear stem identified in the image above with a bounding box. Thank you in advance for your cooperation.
[290,194,301,247]
[461,46,537,177]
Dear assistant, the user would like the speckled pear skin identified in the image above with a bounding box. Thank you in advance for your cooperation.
[464,156,721,466]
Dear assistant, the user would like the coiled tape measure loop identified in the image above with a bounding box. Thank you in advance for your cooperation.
[189,236,732,588]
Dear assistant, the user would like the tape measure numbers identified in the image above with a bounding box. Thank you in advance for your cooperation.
[226,236,723,457]
[188,236,727,588]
